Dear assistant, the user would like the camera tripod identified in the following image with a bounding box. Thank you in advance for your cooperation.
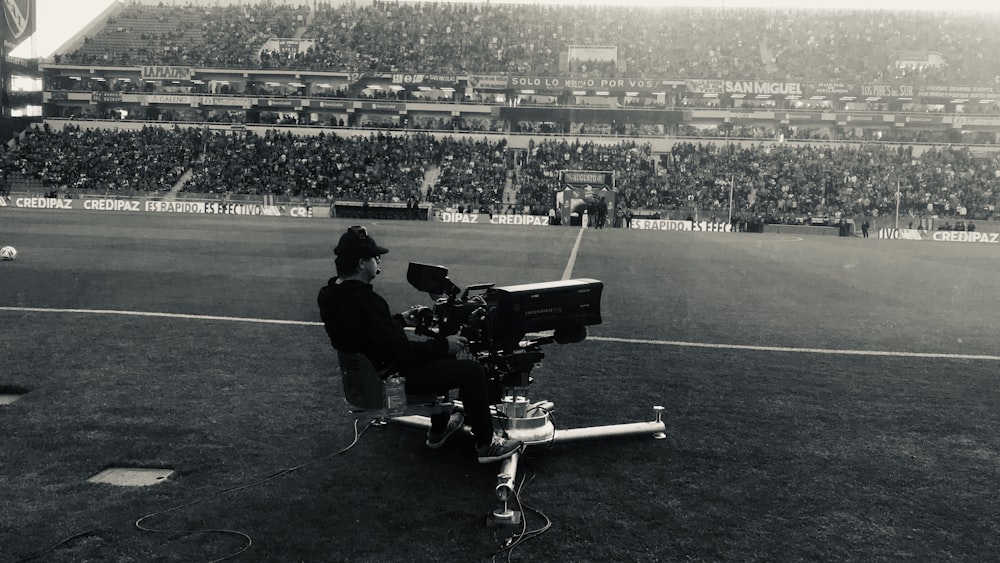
[390,392,666,526]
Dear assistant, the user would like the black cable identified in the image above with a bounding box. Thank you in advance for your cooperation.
[15,418,374,563]
[135,418,374,562]
[490,469,553,562]
[15,529,101,562]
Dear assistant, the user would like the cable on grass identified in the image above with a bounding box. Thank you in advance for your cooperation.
[490,468,552,563]
[134,417,375,562]
[15,529,101,562]
[15,418,374,563]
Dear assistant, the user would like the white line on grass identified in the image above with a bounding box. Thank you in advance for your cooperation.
[3,306,1000,362]
[587,336,1000,362]
[0,306,319,326]
[562,225,586,280]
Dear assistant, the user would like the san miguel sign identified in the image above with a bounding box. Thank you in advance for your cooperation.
[2,0,34,49]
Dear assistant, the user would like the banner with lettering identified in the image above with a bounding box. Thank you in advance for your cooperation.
[468,75,509,89]
[723,81,803,96]
[140,65,194,81]
[2,0,34,50]
[508,76,679,93]
[633,219,733,232]
[879,228,1000,244]
[918,85,997,100]
[1,197,324,219]
[859,83,916,98]
[435,212,549,226]
[391,73,459,85]
[261,38,316,56]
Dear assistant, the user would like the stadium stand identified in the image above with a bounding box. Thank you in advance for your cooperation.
[3,1,999,228]
[57,2,1000,85]
[5,122,998,223]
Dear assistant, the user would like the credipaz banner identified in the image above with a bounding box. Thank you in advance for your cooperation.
[0,196,315,218]
[879,228,1000,244]
[436,212,549,226]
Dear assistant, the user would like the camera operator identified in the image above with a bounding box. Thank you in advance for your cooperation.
[317,226,523,464]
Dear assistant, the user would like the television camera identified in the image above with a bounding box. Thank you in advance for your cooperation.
[390,263,667,526]
[404,261,600,398]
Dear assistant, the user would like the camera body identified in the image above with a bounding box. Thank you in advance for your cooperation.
[406,262,603,390]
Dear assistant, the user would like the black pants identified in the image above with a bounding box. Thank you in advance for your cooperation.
[400,359,493,447]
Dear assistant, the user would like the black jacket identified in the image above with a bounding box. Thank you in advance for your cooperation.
[317,277,447,371]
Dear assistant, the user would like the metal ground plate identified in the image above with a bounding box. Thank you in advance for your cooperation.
[87,467,174,487]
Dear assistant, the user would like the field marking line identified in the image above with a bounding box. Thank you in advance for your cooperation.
[562,225,586,280]
[589,336,1000,362]
[4,306,1000,362]
[0,306,319,326]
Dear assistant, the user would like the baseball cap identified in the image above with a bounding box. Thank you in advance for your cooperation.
[334,225,390,259]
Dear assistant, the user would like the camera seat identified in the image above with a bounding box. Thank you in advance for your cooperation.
[336,351,454,417]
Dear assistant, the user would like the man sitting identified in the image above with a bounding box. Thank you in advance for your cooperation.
[317,226,522,463]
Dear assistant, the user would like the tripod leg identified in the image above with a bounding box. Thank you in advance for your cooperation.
[486,451,522,527]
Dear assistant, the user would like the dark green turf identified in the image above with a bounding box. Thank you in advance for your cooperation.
[2,209,999,562]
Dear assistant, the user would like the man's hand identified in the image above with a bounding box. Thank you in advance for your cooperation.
[445,334,469,355]
[397,305,430,327]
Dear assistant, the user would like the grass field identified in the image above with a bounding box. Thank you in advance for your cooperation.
[2,209,1000,562]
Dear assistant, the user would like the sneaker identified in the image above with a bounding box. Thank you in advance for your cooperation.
[425,411,465,449]
[476,435,523,464]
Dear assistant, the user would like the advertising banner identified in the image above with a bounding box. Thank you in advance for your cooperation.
[508,76,676,93]
[684,79,724,96]
[468,75,509,89]
[878,228,1000,244]
[146,94,195,105]
[2,197,317,219]
[92,91,123,104]
[633,219,733,232]
[140,65,194,81]
[359,102,403,111]
[436,212,549,226]
[314,100,353,110]
[774,111,823,123]
[200,96,256,108]
[633,219,690,231]
[391,73,458,85]
[8,196,74,209]
[951,116,1000,128]
[860,83,915,98]
[723,81,803,96]
[259,98,299,108]
[918,85,996,100]
[805,82,854,96]
[896,115,943,126]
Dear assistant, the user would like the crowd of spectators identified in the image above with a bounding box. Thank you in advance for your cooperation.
[57,2,1000,85]
[3,125,999,223]
[0,124,202,192]
[185,130,436,201]
[646,142,1000,221]
[424,137,511,208]
[514,138,658,214]
[60,3,306,68]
